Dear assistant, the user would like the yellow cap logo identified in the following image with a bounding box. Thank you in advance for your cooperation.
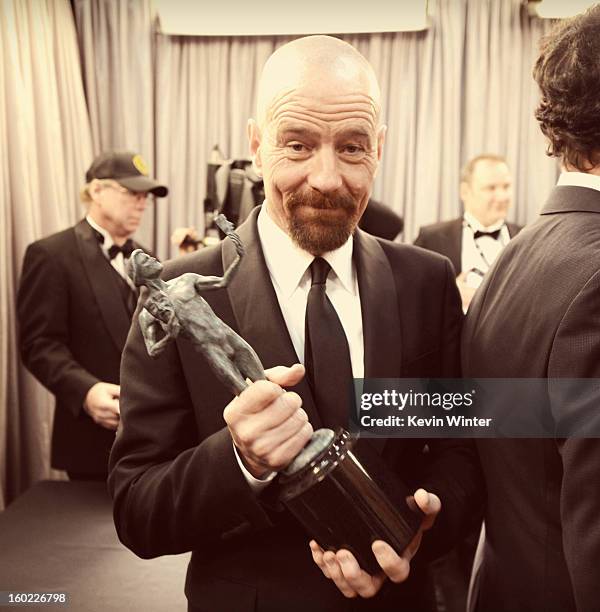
[132,154,149,176]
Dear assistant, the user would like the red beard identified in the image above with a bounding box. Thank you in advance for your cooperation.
[286,190,362,255]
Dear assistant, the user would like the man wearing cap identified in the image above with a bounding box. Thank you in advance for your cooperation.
[17,151,168,480]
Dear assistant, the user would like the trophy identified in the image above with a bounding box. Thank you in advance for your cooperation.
[128,215,422,575]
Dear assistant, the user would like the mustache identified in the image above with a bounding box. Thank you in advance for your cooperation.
[287,190,357,211]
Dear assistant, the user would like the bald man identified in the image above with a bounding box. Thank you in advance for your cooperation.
[109,36,481,611]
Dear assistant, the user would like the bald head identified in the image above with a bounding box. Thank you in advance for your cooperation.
[256,35,382,130]
[248,35,386,256]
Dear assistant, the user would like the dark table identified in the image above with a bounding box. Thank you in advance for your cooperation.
[0,481,190,610]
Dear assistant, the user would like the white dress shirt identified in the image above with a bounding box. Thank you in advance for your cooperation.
[235,204,364,489]
[257,205,364,378]
[86,215,136,290]
[461,211,510,283]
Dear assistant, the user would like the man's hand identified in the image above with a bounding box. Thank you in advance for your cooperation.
[83,382,120,430]
[309,488,441,598]
[456,273,478,312]
[223,364,313,478]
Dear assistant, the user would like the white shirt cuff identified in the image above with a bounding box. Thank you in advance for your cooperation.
[233,443,276,492]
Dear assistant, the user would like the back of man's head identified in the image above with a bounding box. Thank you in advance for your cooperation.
[534,5,600,172]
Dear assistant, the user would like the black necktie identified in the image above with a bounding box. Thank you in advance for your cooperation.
[474,228,502,240]
[304,258,354,429]
[107,240,135,260]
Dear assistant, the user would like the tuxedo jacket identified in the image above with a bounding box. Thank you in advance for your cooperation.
[109,208,483,612]
[414,217,522,275]
[462,186,600,612]
[17,219,142,475]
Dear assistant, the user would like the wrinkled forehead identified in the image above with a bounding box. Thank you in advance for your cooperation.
[265,90,379,141]
[256,38,381,130]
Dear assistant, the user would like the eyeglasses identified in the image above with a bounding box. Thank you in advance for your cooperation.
[101,182,152,201]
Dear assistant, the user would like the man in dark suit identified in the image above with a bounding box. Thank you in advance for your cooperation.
[414,155,521,311]
[17,151,168,480]
[109,36,482,611]
[462,7,600,611]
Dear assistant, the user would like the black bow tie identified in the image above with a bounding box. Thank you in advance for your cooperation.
[92,228,134,259]
[474,228,502,240]
[107,240,135,260]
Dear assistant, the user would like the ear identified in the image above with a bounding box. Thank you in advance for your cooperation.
[247,119,263,177]
[376,124,387,162]
[88,179,103,203]
[371,124,387,179]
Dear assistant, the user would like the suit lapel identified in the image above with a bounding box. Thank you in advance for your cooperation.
[353,229,403,454]
[222,208,322,429]
[75,219,131,353]
[354,229,403,379]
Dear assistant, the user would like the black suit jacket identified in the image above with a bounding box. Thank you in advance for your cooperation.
[109,208,483,611]
[17,219,142,475]
[462,186,600,612]
[414,217,521,275]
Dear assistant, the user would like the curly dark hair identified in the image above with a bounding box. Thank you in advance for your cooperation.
[533,5,600,171]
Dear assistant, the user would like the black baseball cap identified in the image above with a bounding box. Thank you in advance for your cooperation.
[85,151,168,197]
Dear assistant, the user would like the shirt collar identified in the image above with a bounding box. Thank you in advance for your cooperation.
[557,171,600,193]
[86,215,115,249]
[463,211,505,233]
[257,204,355,298]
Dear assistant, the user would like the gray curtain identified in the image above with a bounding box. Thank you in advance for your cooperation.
[3,0,560,506]
[1,0,93,508]
[460,0,558,229]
